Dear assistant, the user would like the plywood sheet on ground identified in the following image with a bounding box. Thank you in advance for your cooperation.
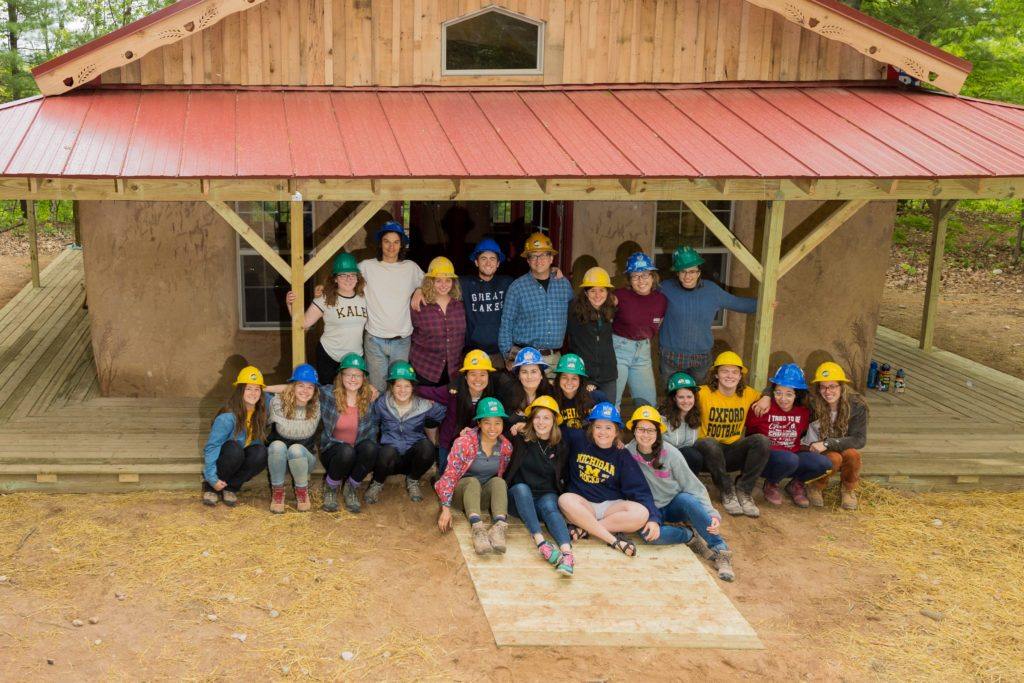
[453,520,762,649]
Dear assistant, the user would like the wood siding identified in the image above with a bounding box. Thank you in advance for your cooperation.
[100,0,886,87]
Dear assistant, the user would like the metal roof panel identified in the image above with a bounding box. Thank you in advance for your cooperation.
[470,91,581,177]
[6,95,92,175]
[283,91,351,177]
[330,92,408,177]
[0,98,41,174]
[378,92,466,177]
[425,92,524,177]
[236,91,292,176]
[63,90,140,176]
[121,90,188,177]
[179,91,237,177]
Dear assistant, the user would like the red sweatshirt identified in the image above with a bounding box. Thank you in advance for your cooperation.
[612,288,668,340]
[744,401,810,453]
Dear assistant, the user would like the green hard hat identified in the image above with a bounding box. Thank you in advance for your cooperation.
[338,352,368,374]
[555,353,587,377]
[332,252,359,275]
[667,372,698,393]
[387,360,417,383]
[474,397,509,421]
[672,246,705,272]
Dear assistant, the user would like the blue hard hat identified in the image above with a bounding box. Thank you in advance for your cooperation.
[375,221,410,246]
[469,237,506,264]
[288,363,319,385]
[513,346,549,370]
[625,252,657,274]
[586,401,623,427]
[769,363,808,390]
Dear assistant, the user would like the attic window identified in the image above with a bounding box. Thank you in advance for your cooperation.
[442,7,544,75]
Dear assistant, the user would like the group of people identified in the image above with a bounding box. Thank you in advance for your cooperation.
[202,222,869,582]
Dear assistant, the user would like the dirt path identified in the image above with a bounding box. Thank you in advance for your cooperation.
[0,230,74,308]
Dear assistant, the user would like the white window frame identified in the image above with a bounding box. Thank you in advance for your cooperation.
[441,6,545,76]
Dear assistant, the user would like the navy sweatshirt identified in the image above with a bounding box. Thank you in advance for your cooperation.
[564,430,660,524]
[460,274,513,355]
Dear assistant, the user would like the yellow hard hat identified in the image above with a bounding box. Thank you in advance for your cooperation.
[812,361,850,383]
[524,395,563,424]
[580,266,612,289]
[233,365,265,387]
[626,405,666,432]
[425,256,456,278]
[460,349,497,373]
[522,231,557,256]
[712,351,747,374]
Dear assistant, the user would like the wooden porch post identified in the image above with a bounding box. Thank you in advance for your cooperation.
[750,200,785,390]
[72,200,83,246]
[920,199,958,351]
[290,197,306,367]
[26,200,40,288]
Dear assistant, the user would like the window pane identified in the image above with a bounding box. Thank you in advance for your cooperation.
[446,10,540,71]
[655,210,681,250]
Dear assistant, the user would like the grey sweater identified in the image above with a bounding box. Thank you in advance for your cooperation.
[803,394,869,452]
[626,441,719,518]
[663,421,698,450]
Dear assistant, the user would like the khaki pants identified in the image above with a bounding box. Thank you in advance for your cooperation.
[452,476,508,520]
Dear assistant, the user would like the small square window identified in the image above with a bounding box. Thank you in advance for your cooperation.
[443,8,544,75]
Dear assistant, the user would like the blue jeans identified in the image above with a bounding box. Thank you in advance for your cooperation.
[646,492,728,549]
[267,442,317,487]
[508,483,572,548]
[612,335,657,408]
[762,449,833,483]
[364,332,411,392]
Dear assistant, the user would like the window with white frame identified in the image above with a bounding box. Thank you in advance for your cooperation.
[653,200,733,327]
[442,7,544,75]
[236,201,314,330]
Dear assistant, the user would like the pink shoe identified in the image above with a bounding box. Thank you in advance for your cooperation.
[763,481,783,506]
[537,540,562,567]
[785,479,810,508]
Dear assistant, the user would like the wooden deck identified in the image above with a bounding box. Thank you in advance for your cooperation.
[0,251,1021,492]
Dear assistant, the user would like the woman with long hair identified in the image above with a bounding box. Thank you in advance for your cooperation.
[611,252,667,409]
[507,347,556,433]
[201,366,269,507]
[265,364,322,514]
[660,372,704,475]
[550,353,605,434]
[566,267,617,398]
[409,257,466,388]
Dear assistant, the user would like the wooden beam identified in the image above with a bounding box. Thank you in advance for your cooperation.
[919,199,958,351]
[778,199,869,277]
[750,200,786,390]
[290,198,306,367]
[682,199,764,281]
[620,178,640,195]
[206,200,291,280]
[302,200,386,281]
[26,200,40,288]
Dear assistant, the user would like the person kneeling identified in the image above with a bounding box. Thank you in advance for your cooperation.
[435,398,513,554]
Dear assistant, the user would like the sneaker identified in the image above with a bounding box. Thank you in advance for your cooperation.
[737,490,760,518]
[202,490,218,507]
[365,481,384,505]
[556,551,575,577]
[841,488,859,510]
[405,477,423,503]
[537,540,562,567]
[806,486,825,508]
[322,485,339,512]
[221,490,238,507]
[721,490,743,516]
[471,522,492,555]
[785,480,810,508]
[714,549,735,582]
[270,485,286,514]
[295,486,311,512]
[488,520,508,554]
[685,533,717,561]
[342,482,361,513]
[762,481,783,506]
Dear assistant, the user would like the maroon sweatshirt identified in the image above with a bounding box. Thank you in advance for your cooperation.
[744,401,811,453]
[612,288,668,340]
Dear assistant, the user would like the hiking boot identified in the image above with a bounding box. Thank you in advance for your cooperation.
[737,490,760,518]
[270,485,286,514]
[221,490,238,507]
[762,481,783,506]
[721,489,743,516]
[841,488,859,511]
[806,486,825,508]
[342,482,361,513]
[686,533,717,562]
[406,477,423,503]
[295,486,311,512]
[537,540,562,567]
[488,520,508,554]
[322,485,339,512]
[365,481,384,505]
[556,551,575,577]
[714,549,735,582]
[471,522,492,555]
[785,479,810,508]
[202,490,218,507]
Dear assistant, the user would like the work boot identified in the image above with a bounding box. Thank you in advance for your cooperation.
[737,490,760,518]
[471,522,492,554]
[365,481,384,505]
[721,488,743,516]
[342,482,361,513]
[806,486,825,508]
[488,520,508,554]
[713,549,735,582]
[686,533,717,562]
[785,479,810,508]
[405,477,423,503]
[221,490,238,507]
[841,488,859,511]
[270,485,286,514]
[762,481,783,506]
[202,490,218,507]
[322,485,339,512]
[295,486,311,512]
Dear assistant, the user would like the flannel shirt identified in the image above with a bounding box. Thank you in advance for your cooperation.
[434,427,513,506]
[318,385,377,451]
[498,273,574,356]
[410,300,466,384]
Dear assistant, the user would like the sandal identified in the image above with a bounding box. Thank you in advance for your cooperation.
[608,533,637,557]
[569,525,589,542]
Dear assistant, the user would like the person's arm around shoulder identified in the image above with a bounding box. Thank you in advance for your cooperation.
[203,413,236,490]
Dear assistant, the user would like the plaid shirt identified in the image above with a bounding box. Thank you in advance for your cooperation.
[318,385,376,450]
[498,273,574,356]
[410,300,466,384]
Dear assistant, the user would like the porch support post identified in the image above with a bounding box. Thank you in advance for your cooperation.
[682,200,764,281]
[777,199,869,278]
[750,200,786,390]
[920,199,958,351]
[290,197,306,367]
[72,200,83,246]
[302,200,386,281]
[27,200,40,288]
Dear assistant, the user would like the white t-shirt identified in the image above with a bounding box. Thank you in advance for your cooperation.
[358,259,424,338]
[313,293,368,361]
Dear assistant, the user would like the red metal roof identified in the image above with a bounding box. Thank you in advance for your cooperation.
[2,83,1024,180]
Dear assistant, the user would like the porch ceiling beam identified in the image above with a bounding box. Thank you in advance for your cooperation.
[207,200,291,281]
[302,200,386,281]
[682,199,764,281]
[777,199,869,278]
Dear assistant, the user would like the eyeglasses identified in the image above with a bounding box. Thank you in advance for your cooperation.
[633,426,659,435]
[681,268,700,275]
[526,253,553,261]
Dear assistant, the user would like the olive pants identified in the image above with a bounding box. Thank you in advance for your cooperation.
[452,476,508,520]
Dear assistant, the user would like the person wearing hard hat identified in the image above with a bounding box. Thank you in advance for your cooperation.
[286,252,367,386]
[660,372,704,476]
[612,252,668,410]
[409,256,466,387]
[802,362,868,510]
[435,398,514,555]
[625,406,734,581]
[744,364,832,509]
[692,351,771,518]
[658,245,757,387]
[460,238,514,367]
[498,231,573,373]
[551,353,609,433]
[201,366,270,507]
[266,364,323,514]
[506,347,556,433]
[358,221,425,392]
[566,266,618,399]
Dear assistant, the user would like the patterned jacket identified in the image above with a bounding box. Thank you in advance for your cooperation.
[434,428,513,507]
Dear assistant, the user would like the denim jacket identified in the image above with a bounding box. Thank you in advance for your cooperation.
[202,413,261,486]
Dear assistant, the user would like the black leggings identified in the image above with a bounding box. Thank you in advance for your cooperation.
[679,445,704,476]
[315,343,340,387]
[320,440,379,485]
[694,435,771,495]
[374,438,436,483]
[204,441,268,493]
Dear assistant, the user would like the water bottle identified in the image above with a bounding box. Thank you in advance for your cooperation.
[867,360,879,389]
